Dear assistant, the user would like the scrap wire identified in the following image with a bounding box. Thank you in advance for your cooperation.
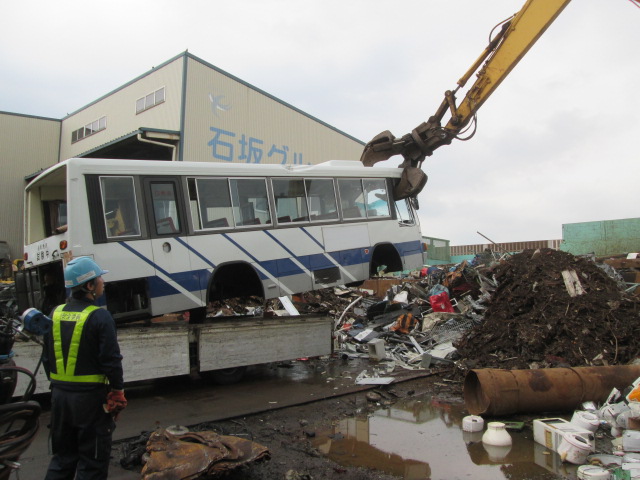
[334,295,363,328]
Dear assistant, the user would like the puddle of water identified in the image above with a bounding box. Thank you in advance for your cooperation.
[311,396,584,480]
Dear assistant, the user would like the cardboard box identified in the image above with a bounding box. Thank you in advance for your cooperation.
[533,418,596,453]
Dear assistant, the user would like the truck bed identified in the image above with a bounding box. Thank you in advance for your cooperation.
[12,314,333,396]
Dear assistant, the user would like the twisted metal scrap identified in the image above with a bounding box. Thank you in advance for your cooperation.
[141,428,270,480]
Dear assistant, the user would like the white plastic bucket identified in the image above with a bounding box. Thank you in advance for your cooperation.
[558,433,591,465]
[462,415,484,432]
[577,465,612,479]
[571,410,600,432]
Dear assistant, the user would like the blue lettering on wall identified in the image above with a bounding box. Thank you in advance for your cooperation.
[209,127,307,165]
[208,127,235,161]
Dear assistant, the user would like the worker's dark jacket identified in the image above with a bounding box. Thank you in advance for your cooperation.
[43,297,124,391]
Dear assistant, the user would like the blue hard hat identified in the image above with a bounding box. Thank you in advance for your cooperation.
[64,256,109,288]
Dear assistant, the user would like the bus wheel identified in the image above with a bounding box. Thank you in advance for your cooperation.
[210,366,247,385]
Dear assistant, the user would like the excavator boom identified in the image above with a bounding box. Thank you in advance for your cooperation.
[360,0,572,183]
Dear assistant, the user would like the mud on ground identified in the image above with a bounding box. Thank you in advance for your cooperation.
[117,373,463,480]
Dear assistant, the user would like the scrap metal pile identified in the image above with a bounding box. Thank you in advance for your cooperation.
[224,248,640,374]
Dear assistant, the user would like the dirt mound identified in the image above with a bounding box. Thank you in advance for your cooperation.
[454,248,640,370]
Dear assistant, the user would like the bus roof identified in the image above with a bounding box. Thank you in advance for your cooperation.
[29,158,405,187]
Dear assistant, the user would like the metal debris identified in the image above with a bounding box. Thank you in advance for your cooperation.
[140,428,270,480]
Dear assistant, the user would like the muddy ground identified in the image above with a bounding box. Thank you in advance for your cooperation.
[117,370,464,480]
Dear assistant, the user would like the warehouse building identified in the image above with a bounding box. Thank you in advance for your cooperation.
[0,51,365,259]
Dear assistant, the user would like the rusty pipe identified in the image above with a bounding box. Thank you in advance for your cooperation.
[464,366,640,416]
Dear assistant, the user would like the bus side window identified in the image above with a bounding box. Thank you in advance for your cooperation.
[396,199,416,225]
[100,176,141,238]
[306,178,338,222]
[338,179,365,219]
[363,179,391,218]
[229,178,271,227]
[188,177,233,230]
[272,178,308,224]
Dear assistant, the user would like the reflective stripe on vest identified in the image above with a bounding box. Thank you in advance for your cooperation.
[50,304,107,384]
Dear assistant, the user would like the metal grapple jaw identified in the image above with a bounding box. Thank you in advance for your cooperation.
[360,120,453,168]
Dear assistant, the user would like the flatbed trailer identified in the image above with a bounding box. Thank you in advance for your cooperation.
[13,314,333,396]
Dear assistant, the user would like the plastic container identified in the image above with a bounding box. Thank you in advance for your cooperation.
[624,453,640,463]
[482,422,512,447]
[600,402,630,426]
[557,433,592,465]
[620,464,640,479]
[577,464,612,479]
[571,410,600,432]
[587,453,622,468]
[623,430,640,452]
[617,409,635,429]
[462,415,484,432]
[533,417,596,452]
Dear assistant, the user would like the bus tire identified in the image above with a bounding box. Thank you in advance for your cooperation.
[210,366,247,385]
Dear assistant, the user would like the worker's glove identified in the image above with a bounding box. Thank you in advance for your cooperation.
[106,390,127,419]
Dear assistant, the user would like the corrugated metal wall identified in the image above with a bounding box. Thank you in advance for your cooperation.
[560,218,640,256]
[450,239,561,256]
[0,112,60,257]
[183,56,364,164]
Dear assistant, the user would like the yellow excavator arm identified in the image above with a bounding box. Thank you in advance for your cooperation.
[361,0,572,179]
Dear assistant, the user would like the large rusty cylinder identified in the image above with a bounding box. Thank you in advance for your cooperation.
[464,366,640,416]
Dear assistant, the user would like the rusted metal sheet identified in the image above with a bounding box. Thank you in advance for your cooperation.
[141,429,269,480]
[464,366,640,416]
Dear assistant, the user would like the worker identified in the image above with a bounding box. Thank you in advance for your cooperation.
[42,256,126,480]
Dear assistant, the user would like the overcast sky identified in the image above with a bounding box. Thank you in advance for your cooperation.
[2,0,638,246]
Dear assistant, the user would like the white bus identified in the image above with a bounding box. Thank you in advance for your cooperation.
[17,158,424,321]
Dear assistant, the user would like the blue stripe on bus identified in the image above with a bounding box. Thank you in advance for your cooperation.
[175,237,216,269]
[119,238,422,300]
[221,234,270,280]
[118,242,206,294]
[264,230,297,258]
[300,227,324,249]
[118,242,173,278]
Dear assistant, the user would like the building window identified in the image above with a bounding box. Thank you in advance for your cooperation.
[136,87,165,114]
[71,116,107,144]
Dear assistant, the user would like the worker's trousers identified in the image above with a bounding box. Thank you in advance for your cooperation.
[44,385,115,480]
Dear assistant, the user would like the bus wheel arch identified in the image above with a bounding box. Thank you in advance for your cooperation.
[207,261,265,303]
[369,243,403,276]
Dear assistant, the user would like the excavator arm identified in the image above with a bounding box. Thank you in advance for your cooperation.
[361,0,572,178]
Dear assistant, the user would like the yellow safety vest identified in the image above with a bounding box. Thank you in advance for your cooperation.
[50,304,107,384]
